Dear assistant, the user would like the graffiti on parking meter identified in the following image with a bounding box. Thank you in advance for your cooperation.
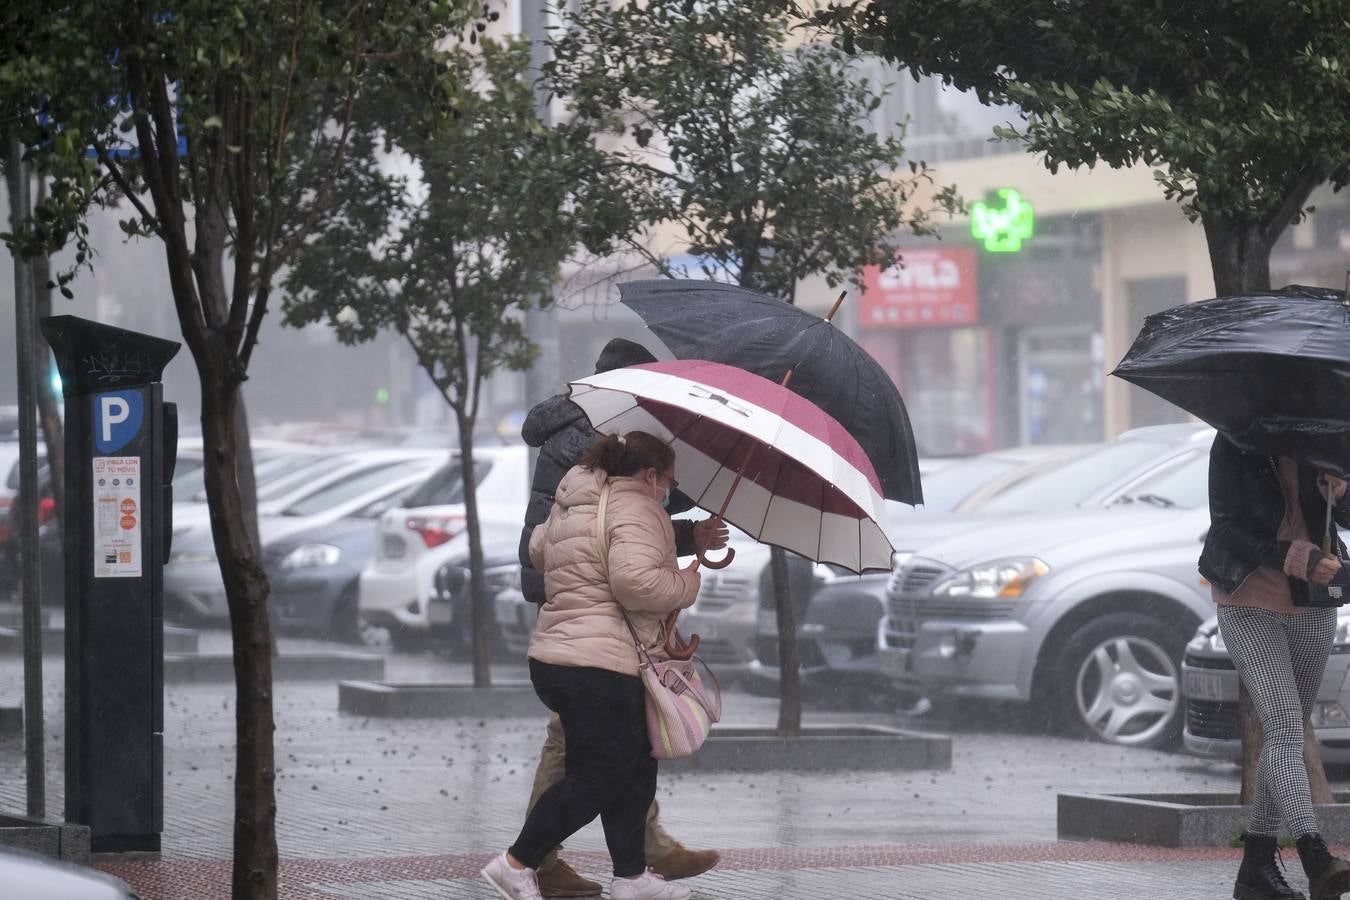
[93,456,142,578]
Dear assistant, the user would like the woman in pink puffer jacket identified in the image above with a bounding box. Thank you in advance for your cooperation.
[482,431,701,900]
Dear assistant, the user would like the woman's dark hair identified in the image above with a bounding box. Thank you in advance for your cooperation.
[580,431,674,478]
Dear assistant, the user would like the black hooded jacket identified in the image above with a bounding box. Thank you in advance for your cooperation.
[1198,434,1350,601]
[517,340,697,605]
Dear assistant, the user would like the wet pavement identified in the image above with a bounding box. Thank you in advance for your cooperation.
[0,628,1334,898]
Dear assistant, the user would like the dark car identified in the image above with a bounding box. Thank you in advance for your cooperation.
[264,516,381,643]
[428,536,523,660]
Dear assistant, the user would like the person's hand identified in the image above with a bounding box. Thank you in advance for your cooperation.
[1319,473,1347,500]
[1312,555,1343,585]
[683,557,701,574]
[693,517,729,553]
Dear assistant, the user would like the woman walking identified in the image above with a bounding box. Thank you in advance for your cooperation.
[1200,433,1350,900]
[482,431,701,900]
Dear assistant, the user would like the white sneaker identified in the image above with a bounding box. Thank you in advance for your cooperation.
[481,852,544,900]
[609,869,693,900]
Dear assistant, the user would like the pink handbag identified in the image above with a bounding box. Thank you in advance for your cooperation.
[596,482,722,759]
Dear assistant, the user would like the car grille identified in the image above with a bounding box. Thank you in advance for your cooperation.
[754,636,826,669]
[695,569,754,613]
[1183,652,1236,671]
[1187,698,1238,740]
[887,562,947,597]
[695,638,751,666]
[889,595,1017,620]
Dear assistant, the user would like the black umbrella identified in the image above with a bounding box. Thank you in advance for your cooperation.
[1112,284,1350,478]
[618,279,923,505]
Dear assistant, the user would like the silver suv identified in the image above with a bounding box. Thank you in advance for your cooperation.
[880,436,1215,749]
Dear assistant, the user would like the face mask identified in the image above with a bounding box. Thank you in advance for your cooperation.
[661,487,672,509]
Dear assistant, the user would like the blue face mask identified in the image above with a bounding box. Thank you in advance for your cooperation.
[661,487,672,509]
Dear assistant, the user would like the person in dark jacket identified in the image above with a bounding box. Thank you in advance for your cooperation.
[516,338,726,898]
[1199,434,1350,900]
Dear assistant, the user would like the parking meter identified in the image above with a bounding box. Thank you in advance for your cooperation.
[40,315,179,853]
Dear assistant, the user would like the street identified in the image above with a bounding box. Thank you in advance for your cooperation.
[0,628,1292,898]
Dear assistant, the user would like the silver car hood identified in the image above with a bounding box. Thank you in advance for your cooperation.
[907,506,1210,572]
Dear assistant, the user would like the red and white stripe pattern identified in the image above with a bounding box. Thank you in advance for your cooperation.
[568,360,894,573]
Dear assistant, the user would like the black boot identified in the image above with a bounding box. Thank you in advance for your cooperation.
[1235,833,1306,900]
[1296,833,1350,900]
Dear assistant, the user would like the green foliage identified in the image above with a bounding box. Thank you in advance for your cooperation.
[282,35,613,419]
[547,0,956,299]
[815,0,1350,247]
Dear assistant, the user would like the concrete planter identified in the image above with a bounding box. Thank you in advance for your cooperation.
[0,624,197,655]
[662,725,952,773]
[338,681,541,718]
[0,814,91,863]
[165,651,384,684]
[1058,791,1350,847]
[0,704,19,737]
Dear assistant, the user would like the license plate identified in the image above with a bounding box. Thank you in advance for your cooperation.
[428,604,453,625]
[1186,671,1226,701]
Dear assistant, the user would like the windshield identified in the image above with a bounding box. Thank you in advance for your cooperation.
[978,439,1179,513]
[913,455,1020,513]
[280,460,432,517]
[1112,450,1209,509]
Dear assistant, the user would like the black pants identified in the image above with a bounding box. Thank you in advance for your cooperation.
[510,659,656,877]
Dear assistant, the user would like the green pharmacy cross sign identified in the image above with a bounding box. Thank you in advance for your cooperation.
[971,188,1035,252]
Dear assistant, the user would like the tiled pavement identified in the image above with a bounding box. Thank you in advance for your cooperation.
[0,630,1332,898]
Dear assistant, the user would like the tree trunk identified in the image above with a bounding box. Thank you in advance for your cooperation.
[1238,682,1333,806]
[200,367,279,900]
[770,547,801,736]
[457,411,491,688]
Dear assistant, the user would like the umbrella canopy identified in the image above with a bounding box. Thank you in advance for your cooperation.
[568,360,895,573]
[617,279,923,505]
[1112,285,1350,478]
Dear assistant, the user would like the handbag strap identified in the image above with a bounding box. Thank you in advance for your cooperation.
[595,481,657,667]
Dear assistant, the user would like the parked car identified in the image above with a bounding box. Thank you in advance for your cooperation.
[0,846,139,899]
[745,445,1100,693]
[166,447,446,622]
[359,445,529,648]
[264,516,383,643]
[1183,611,1350,763]
[426,535,524,657]
[879,443,1216,749]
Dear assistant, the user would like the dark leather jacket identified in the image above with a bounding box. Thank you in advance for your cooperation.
[1198,434,1350,600]
[517,393,696,605]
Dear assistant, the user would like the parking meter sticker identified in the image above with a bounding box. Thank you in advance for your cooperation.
[93,456,142,578]
[93,389,144,454]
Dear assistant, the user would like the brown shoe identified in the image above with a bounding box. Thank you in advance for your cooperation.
[536,857,602,898]
[649,843,720,881]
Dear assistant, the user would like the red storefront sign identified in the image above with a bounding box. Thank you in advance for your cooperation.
[860,246,978,328]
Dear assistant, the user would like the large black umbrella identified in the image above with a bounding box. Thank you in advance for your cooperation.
[618,279,923,505]
[1112,284,1350,478]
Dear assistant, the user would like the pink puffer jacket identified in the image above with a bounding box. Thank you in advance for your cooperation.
[528,465,701,677]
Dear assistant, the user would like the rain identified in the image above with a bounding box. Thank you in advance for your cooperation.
[3,2,1350,899]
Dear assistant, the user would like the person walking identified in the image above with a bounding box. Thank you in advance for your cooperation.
[1200,434,1350,900]
[515,339,723,898]
[483,432,702,900]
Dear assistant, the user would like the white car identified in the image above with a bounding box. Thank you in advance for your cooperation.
[359,445,529,648]
[165,447,447,621]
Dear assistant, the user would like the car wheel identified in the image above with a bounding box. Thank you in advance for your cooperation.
[1052,611,1184,749]
[330,584,362,645]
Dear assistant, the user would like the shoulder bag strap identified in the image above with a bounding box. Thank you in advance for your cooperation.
[595,481,655,666]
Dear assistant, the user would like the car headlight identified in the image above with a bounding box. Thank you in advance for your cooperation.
[280,543,340,569]
[931,557,1049,599]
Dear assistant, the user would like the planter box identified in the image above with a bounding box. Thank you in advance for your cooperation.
[0,605,49,630]
[165,652,385,684]
[338,681,541,718]
[0,704,19,737]
[1058,791,1350,847]
[662,725,952,773]
[0,814,91,863]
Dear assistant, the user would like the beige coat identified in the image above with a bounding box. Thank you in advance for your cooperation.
[528,465,701,676]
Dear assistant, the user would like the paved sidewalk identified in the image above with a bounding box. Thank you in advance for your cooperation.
[0,633,1313,898]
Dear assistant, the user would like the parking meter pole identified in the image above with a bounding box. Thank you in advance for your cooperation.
[7,133,45,818]
[41,315,180,853]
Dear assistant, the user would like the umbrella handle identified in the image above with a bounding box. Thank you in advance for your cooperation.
[663,612,700,660]
[698,545,736,569]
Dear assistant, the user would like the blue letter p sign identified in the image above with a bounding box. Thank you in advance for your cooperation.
[94,390,144,454]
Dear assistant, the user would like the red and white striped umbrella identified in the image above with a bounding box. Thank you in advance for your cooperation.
[567,359,894,573]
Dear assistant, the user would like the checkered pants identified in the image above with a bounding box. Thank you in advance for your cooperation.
[1217,604,1337,837]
